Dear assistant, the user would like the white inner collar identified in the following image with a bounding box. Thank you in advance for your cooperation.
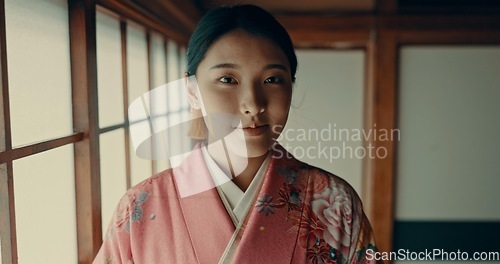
[201,144,270,223]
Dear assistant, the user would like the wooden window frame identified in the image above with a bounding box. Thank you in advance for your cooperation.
[0,0,189,263]
[0,0,17,262]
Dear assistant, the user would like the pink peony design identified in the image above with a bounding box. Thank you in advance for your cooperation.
[297,172,329,199]
[296,206,325,249]
[114,192,135,228]
[311,187,357,257]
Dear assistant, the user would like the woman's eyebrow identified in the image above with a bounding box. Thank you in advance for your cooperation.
[209,63,240,70]
[209,63,288,71]
[265,64,288,71]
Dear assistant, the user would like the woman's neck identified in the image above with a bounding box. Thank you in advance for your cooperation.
[230,153,267,192]
[206,140,268,192]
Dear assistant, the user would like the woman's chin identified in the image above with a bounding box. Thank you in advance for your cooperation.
[244,146,270,158]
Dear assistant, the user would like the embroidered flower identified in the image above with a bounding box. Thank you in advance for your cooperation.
[114,193,135,228]
[293,206,326,249]
[276,183,302,213]
[312,187,357,257]
[131,192,149,222]
[307,239,337,264]
[113,191,150,232]
[255,193,276,216]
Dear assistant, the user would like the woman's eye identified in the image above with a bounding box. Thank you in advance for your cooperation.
[264,76,283,84]
[219,76,237,83]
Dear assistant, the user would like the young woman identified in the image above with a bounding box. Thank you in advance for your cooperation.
[95,5,380,264]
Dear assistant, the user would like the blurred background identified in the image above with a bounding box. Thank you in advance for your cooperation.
[0,0,499,263]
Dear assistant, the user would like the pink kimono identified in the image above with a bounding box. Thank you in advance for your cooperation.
[94,144,380,264]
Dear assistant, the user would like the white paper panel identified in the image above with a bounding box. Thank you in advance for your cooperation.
[396,46,500,220]
[151,32,167,89]
[126,22,149,106]
[130,137,152,186]
[126,22,152,184]
[13,144,77,263]
[281,50,365,195]
[97,11,124,128]
[99,129,127,237]
[167,39,179,83]
[151,33,170,173]
[6,0,72,146]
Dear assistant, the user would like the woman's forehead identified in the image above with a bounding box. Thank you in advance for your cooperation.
[199,30,290,70]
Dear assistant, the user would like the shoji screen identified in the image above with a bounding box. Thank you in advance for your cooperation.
[126,22,152,186]
[395,46,500,261]
[5,0,77,262]
[150,33,169,173]
[282,50,365,195]
[96,10,128,238]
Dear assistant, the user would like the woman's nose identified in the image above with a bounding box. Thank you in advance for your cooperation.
[240,83,265,116]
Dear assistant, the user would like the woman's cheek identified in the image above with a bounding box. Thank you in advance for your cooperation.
[206,95,234,114]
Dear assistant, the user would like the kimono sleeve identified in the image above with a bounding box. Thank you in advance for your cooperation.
[93,192,135,264]
[309,175,383,264]
[350,212,384,264]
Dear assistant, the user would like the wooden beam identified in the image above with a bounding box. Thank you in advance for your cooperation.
[374,0,397,14]
[0,133,83,163]
[146,31,156,173]
[276,14,372,48]
[276,12,500,47]
[131,0,200,32]
[120,21,132,189]
[168,0,201,29]
[68,0,102,263]
[393,30,500,44]
[365,31,398,257]
[0,0,17,262]
[379,14,500,32]
[97,0,190,44]
[0,163,16,264]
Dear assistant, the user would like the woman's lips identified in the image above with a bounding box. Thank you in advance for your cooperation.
[237,124,269,136]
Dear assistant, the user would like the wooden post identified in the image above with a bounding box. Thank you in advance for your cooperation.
[0,0,17,262]
[68,0,102,262]
[120,20,132,190]
[365,31,398,256]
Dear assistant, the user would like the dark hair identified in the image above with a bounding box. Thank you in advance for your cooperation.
[186,5,297,81]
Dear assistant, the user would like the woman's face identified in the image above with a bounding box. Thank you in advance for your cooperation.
[192,29,293,158]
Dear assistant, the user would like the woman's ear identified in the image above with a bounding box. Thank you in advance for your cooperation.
[185,72,201,110]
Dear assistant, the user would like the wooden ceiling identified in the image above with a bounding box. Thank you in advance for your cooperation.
[109,0,500,45]
[124,0,378,43]
[195,0,375,14]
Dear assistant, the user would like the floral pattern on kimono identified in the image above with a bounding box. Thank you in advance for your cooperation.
[255,157,380,264]
[99,181,156,263]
